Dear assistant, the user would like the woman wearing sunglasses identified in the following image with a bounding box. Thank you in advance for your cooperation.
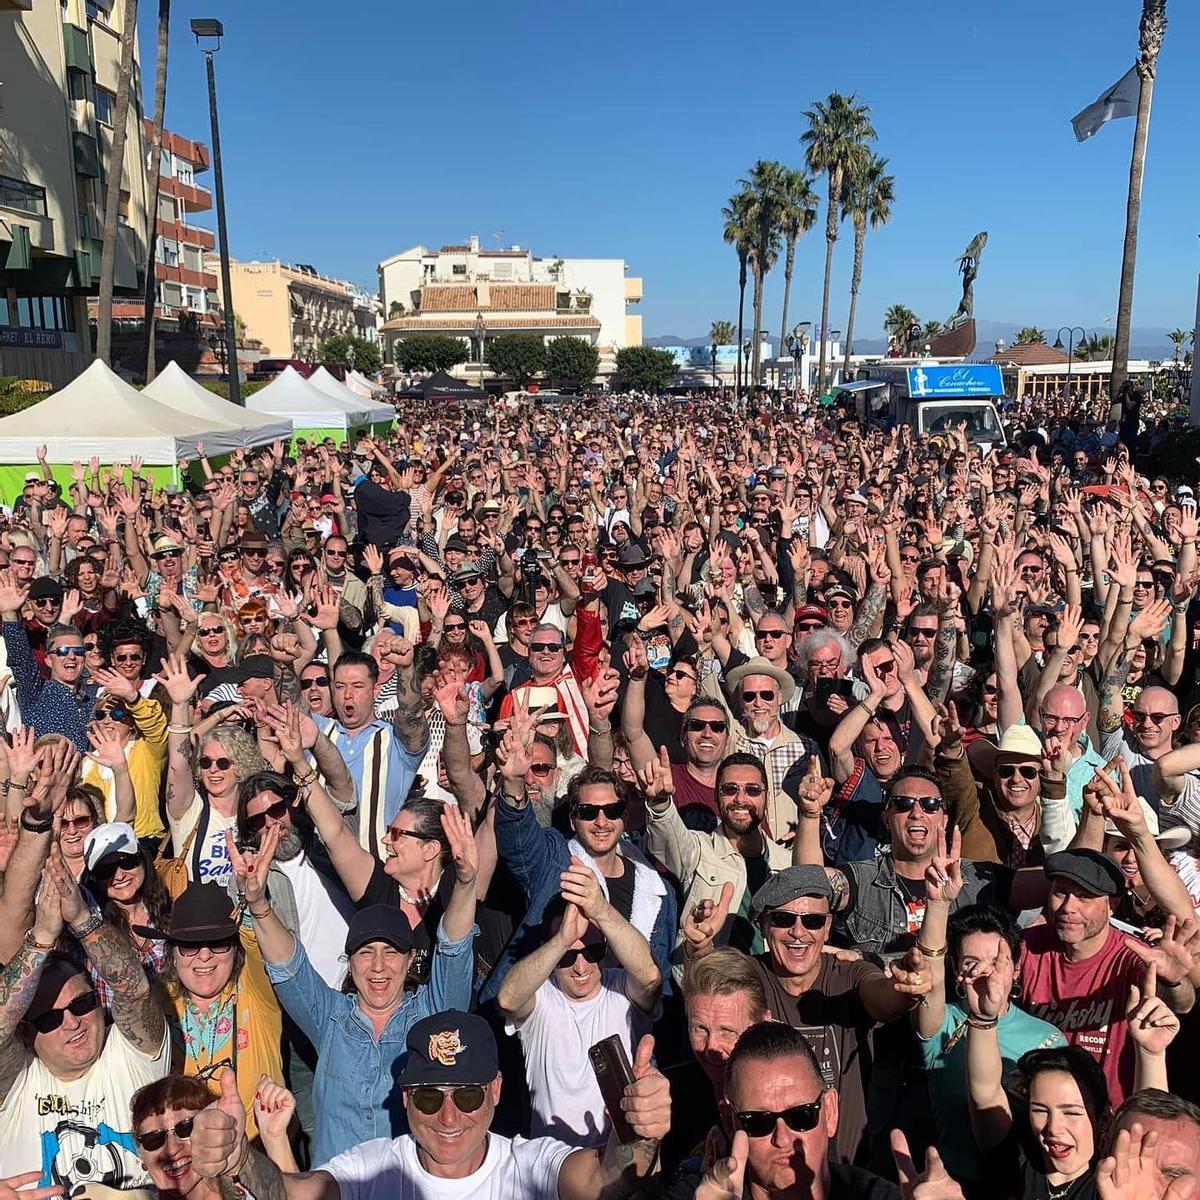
[57,781,103,881]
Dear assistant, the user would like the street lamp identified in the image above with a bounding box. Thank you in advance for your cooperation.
[191,19,240,406]
[785,321,810,402]
[473,310,486,390]
[710,342,718,389]
[743,340,754,391]
[1053,326,1087,403]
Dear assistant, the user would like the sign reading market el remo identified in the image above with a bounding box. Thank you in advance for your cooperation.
[1,328,64,350]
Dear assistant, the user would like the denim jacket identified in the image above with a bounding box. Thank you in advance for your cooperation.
[265,921,477,1167]
[480,795,677,1004]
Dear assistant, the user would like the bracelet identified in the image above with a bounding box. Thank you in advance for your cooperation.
[19,809,53,834]
[8,781,27,791]
[248,906,272,920]
[967,1016,998,1030]
[24,929,57,952]
[915,942,947,959]
[292,769,317,788]
[860,702,878,717]
[167,724,193,736]
[69,911,104,940]
[588,723,612,735]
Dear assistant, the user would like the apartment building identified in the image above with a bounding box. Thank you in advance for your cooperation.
[0,0,150,386]
[216,259,379,360]
[378,235,642,377]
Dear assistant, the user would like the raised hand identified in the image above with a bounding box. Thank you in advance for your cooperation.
[1129,598,1172,643]
[0,569,30,618]
[621,1035,671,1143]
[924,827,963,903]
[1097,1121,1198,1200]
[46,844,88,927]
[891,1130,966,1200]
[635,745,674,801]
[795,756,833,820]
[226,822,280,908]
[86,721,130,769]
[694,1130,749,1200]
[582,666,622,725]
[496,728,533,782]
[560,856,610,921]
[622,637,649,680]
[888,945,932,999]
[156,651,201,707]
[191,1067,248,1181]
[4,726,38,782]
[362,544,384,575]
[1125,914,1200,988]
[442,801,478,887]
[682,881,735,953]
[90,666,139,703]
[1126,964,1180,1057]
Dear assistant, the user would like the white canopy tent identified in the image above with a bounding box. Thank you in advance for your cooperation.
[345,369,388,398]
[243,366,371,441]
[143,361,293,450]
[308,367,394,427]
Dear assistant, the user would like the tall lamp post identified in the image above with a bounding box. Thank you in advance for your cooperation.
[473,310,487,391]
[785,321,810,401]
[829,330,841,387]
[742,340,754,391]
[190,19,240,406]
[710,342,718,389]
[1053,326,1087,404]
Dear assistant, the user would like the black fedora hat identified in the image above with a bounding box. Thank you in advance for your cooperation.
[133,881,239,944]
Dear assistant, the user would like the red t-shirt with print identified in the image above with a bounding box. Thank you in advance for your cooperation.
[1019,922,1147,1106]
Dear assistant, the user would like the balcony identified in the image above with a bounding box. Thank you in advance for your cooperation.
[72,131,101,178]
[63,23,92,73]
[624,276,643,304]
[159,174,212,214]
[156,217,215,251]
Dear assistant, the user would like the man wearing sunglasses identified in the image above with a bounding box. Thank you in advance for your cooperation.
[192,1009,672,1200]
[496,873,661,1146]
[0,841,169,1193]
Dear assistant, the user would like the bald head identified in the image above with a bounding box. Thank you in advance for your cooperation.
[1139,686,1179,717]
[1040,684,1089,741]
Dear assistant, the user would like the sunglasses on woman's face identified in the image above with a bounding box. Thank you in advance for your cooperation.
[764,909,829,931]
[556,941,606,971]
[93,851,141,880]
[247,798,290,833]
[29,989,99,1034]
[136,1116,195,1152]
[198,755,233,771]
[735,1098,823,1138]
[60,814,95,832]
[176,939,235,958]
[408,1084,487,1116]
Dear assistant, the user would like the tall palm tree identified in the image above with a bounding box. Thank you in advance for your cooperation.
[1111,0,1167,399]
[776,169,818,357]
[740,160,786,389]
[1015,326,1046,345]
[922,320,944,342]
[710,320,735,346]
[802,92,876,393]
[840,152,893,374]
[884,304,918,353]
[96,0,139,366]
[1167,327,1189,361]
[143,0,171,381]
[722,188,755,397]
[1077,332,1116,362]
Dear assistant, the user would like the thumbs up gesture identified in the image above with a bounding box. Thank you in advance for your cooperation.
[191,1067,248,1180]
[620,1035,671,1143]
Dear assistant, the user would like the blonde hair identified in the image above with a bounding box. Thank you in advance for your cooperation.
[190,725,265,784]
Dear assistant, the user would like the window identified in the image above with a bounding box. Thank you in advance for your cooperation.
[452,263,467,276]
[492,262,512,280]
[176,162,194,186]
[0,176,47,216]
[160,238,179,267]
[160,282,183,307]
[94,86,114,127]
[183,245,204,272]
[86,0,112,22]
[158,195,175,223]
[68,73,89,103]
[0,296,10,327]
[14,295,73,331]
[185,286,205,310]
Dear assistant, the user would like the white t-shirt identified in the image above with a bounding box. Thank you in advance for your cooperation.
[493,602,568,646]
[0,1023,170,1188]
[167,792,238,886]
[507,969,648,1147]
[275,852,355,988]
[324,1131,571,1200]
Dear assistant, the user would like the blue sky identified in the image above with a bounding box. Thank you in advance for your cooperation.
[148,1,1200,344]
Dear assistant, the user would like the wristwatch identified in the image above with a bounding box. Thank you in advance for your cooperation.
[19,809,53,834]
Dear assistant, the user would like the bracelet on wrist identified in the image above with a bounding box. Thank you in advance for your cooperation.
[167,724,193,736]
[25,929,57,952]
[967,1016,998,1030]
[916,942,947,958]
[249,906,272,920]
[70,911,104,940]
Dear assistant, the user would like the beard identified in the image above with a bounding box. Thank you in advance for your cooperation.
[272,827,305,861]
[748,715,773,736]
[721,806,762,836]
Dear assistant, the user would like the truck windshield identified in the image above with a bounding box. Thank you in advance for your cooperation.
[922,405,1001,440]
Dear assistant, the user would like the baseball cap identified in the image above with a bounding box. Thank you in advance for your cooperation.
[749,865,833,920]
[400,1010,499,1087]
[344,904,414,956]
[84,822,138,873]
[28,577,65,601]
[1044,849,1124,897]
[793,604,828,626]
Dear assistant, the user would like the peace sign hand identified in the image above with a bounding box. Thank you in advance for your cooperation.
[924,826,963,903]
[226,822,280,908]
[441,802,478,887]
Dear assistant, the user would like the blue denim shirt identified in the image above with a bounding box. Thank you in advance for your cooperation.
[265,922,477,1167]
[479,795,676,1004]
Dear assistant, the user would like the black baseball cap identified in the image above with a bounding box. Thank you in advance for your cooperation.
[29,577,65,601]
[400,1010,498,1087]
[344,904,414,956]
[1044,849,1124,898]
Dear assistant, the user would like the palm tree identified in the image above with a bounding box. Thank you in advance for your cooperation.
[922,320,944,342]
[1077,332,1116,362]
[776,169,818,357]
[722,188,755,397]
[710,320,735,346]
[1111,0,1167,398]
[884,304,918,353]
[740,160,786,389]
[840,152,893,374]
[1015,326,1046,345]
[142,0,171,381]
[1167,328,1189,361]
[802,92,876,393]
[95,0,139,366]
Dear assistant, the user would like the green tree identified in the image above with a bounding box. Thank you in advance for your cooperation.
[1168,327,1189,361]
[393,333,468,373]
[777,169,819,358]
[884,304,918,352]
[544,336,600,388]
[1015,326,1046,344]
[741,160,786,386]
[710,320,735,346]
[319,334,382,374]
[722,188,755,397]
[802,92,876,393]
[1111,0,1167,398]
[1076,332,1116,361]
[840,151,893,372]
[615,346,677,393]
[922,320,944,341]
[485,333,547,386]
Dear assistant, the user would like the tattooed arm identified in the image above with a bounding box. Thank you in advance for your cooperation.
[847,580,887,650]
[1097,642,1134,734]
[925,616,958,707]
[0,937,50,1098]
[74,920,165,1053]
[658,554,686,642]
[390,651,429,756]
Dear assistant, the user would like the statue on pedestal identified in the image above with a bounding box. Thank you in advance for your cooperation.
[947,232,987,330]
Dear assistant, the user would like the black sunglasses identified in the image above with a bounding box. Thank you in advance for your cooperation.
[764,910,829,931]
[887,795,943,813]
[735,1098,823,1138]
[572,801,626,822]
[741,689,776,702]
[92,851,141,881]
[556,941,607,971]
[29,990,100,1034]
[996,764,1038,780]
[198,755,233,770]
[686,718,728,734]
[136,1117,195,1152]
[247,798,290,833]
[408,1084,487,1115]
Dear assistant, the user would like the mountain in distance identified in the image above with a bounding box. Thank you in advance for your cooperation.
[648,321,1182,362]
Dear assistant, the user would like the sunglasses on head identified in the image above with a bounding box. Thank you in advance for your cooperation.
[198,755,233,771]
[92,851,141,880]
[997,763,1038,781]
[556,941,606,971]
[29,990,99,1034]
[741,689,776,703]
[408,1084,487,1116]
[887,794,943,813]
[686,717,728,734]
[572,801,626,822]
[735,1098,823,1138]
[51,645,86,657]
[764,910,829,931]
[176,939,235,958]
[247,798,290,833]
[136,1116,195,1152]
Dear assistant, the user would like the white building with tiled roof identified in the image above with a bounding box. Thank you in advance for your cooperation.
[377,235,642,379]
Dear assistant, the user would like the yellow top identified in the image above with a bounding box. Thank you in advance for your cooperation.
[79,695,168,838]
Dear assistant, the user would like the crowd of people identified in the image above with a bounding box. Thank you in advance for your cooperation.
[1,384,1200,1200]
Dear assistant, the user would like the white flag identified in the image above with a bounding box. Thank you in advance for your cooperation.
[1071,65,1140,142]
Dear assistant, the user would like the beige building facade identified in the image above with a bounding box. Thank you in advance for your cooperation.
[1,0,150,386]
